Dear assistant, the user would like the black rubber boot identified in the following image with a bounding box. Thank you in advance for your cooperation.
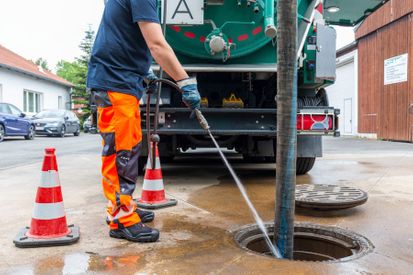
[109,222,159,242]
[136,208,155,223]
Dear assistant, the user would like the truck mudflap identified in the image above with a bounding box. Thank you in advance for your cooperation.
[142,107,340,137]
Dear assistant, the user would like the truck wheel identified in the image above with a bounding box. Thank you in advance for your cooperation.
[296,157,316,175]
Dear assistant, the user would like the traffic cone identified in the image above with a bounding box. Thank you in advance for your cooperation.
[136,143,177,209]
[14,148,80,248]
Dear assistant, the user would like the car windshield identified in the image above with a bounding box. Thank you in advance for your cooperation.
[34,111,65,119]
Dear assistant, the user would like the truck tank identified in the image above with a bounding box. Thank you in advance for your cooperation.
[138,0,387,174]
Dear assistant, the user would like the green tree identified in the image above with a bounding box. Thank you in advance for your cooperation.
[33,57,49,70]
[56,27,95,121]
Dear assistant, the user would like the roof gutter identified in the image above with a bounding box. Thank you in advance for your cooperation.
[0,63,74,89]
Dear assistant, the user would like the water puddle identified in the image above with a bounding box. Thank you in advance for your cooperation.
[8,215,233,274]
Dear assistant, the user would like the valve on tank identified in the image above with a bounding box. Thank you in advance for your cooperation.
[204,29,234,62]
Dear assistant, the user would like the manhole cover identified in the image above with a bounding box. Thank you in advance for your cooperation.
[295,184,368,210]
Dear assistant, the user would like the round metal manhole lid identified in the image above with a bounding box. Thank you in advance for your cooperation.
[295,184,368,210]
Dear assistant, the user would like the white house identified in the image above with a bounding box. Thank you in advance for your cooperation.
[0,44,72,116]
[327,42,358,136]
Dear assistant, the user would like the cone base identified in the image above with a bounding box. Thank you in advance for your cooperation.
[14,224,80,248]
[135,198,177,210]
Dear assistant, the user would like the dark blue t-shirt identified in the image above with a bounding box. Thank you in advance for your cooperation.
[87,0,159,99]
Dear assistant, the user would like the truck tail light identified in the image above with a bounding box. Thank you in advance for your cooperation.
[297,114,334,132]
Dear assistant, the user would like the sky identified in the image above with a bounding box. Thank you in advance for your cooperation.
[0,1,355,72]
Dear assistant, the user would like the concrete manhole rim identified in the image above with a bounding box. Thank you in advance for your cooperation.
[233,222,374,263]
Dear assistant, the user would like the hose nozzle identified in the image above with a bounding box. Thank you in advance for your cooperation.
[194,109,210,130]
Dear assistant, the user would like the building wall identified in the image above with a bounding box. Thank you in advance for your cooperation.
[358,14,413,142]
[0,68,71,116]
[327,50,358,136]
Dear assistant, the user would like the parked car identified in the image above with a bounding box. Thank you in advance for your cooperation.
[0,103,35,142]
[83,115,99,134]
[83,116,92,133]
[32,110,80,137]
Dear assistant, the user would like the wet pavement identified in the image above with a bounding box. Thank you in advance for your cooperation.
[1,136,413,274]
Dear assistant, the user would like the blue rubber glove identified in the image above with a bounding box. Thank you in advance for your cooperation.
[144,68,158,91]
[177,77,201,110]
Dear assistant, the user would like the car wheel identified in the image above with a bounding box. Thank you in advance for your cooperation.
[24,125,35,140]
[0,124,5,142]
[74,127,80,136]
[59,126,66,138]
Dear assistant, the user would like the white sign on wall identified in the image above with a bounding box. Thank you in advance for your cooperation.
[161,0,204,25]
[384,54,408,85]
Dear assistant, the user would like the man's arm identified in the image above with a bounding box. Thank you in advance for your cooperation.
[138,22,188,81]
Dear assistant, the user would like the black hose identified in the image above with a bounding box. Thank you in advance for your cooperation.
[145,79,184,168]
[147,1,170,168]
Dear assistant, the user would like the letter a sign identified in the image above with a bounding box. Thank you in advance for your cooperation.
[162,0,204,25]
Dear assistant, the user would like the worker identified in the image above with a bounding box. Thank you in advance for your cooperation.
[87,0,201,243]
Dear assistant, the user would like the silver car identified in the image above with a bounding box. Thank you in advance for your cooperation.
[32,110,80,137]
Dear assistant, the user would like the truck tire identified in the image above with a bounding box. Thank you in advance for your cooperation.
[296,157,315,175]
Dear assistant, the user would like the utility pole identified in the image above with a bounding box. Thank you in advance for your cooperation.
[274,0,297,259]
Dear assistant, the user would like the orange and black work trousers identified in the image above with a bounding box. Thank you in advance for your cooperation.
[93,91,142,229]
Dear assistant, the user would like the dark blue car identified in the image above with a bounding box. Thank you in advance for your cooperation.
[0,103,35,142]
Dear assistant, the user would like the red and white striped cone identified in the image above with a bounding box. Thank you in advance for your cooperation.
[136,143,177,209]
[14,148,80,248]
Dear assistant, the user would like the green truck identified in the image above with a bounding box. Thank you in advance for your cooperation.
[139,0,387,174]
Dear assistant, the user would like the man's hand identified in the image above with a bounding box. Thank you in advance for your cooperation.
[144,68,158,91]
[177,78,201,110]
[144,68,158,83]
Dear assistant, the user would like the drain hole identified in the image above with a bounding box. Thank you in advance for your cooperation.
[234,223,374,262]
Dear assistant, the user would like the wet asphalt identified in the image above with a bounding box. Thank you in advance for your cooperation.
[0,135,412,274]
[0,133,100,171]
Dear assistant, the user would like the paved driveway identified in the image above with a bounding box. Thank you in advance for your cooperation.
[0,136,412,274]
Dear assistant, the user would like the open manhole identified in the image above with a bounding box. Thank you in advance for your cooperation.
[234,223,374,262]
[295,184,368,210]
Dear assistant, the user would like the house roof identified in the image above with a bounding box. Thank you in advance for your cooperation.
[0,44,73,88]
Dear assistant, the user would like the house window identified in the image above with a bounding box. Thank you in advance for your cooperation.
[23,90,42,113]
